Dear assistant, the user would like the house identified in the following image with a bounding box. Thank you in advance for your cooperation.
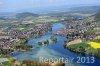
[0,58,8,63]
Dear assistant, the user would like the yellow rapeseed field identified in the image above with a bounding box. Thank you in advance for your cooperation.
[88,42,100,49]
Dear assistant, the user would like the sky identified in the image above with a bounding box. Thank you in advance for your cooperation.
[0,0,100,12]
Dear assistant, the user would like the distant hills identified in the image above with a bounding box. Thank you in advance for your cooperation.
[16,12,39,19]
[16,5,100,14]
[46,6,100,16]
[94,12,100,21]
[0,12,39,21]
[0,5,100,17]
[69,6,100,13]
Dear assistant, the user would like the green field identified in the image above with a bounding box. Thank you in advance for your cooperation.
[69,43,90,48]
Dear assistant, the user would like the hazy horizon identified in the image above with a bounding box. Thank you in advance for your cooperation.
[0,0,100,12]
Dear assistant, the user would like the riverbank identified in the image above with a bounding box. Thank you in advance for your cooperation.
[9,23,100,66]
[64,38,100,58]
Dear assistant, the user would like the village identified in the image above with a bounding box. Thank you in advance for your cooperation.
[56,15,100,58]
[0,11,100,66]
[0,22,52,54]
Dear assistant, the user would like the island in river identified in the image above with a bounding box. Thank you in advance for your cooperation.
[9,23,100,66]
[0,10,100,66]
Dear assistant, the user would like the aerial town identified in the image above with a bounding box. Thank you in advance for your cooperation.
[0,0,100,66]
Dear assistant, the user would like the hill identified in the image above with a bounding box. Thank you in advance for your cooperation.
[46,6,100,16]
[94,12,100,21]
[16,12,39,19]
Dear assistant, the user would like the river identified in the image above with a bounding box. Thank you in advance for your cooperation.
[10,23,100,66]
